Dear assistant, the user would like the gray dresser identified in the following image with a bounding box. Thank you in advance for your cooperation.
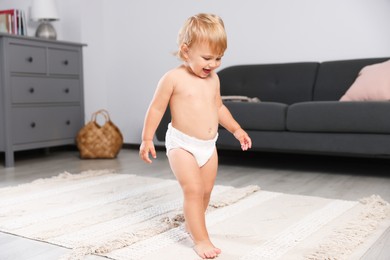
[0,34,85,167]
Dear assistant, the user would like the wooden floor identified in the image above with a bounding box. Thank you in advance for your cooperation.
[0,147,390,259]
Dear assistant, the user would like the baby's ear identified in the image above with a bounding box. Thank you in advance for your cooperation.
[180,44,189,59]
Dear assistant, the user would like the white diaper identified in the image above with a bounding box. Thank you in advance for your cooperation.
[165,123,218,167]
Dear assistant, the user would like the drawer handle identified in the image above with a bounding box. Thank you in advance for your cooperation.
[29,87,35,93]
[66,120,71,125]
[30,122,36,128]
[63,60,69,66]
[64,88,70,93]
[27,57,33,63]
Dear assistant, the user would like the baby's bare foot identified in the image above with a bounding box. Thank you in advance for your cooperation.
[194,241,221,259]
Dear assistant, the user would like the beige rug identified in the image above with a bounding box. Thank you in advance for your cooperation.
[0,170,389,260]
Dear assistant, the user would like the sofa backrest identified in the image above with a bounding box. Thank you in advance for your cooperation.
[313,58,390,101]
[218,63,319,105]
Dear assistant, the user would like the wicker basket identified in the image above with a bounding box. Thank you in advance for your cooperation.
[76,109,123,159]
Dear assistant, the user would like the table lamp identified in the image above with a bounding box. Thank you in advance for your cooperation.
[31,0,59,40]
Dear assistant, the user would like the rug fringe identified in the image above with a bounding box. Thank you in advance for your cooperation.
[210,185,260,208]
[59,212,195,259]
[59,226,169,260]
[0,169,117,196]
[47,169,117,181]
[305,194,390,260]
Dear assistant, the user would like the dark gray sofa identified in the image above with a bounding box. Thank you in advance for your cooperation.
[156,57,390,158]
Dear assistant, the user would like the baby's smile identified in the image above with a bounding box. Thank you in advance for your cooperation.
[203,68,211,75]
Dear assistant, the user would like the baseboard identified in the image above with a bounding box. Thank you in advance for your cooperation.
[122,143,166,151]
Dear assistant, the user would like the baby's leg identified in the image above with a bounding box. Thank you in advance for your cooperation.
[197,149,221,256]
[168,148,220,259]
[200,149,218,211]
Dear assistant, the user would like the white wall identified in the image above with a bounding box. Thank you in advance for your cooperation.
[1,0,390,145]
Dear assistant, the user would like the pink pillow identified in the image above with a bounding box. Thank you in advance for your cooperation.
[340,60,390,101]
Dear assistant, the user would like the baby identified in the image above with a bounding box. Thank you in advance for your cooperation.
[139,13,252,259]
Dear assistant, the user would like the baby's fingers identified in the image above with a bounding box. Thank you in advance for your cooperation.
[140,150,150,163]
[241,137,252,151]
[150,146,157,160]
[246,136,252,149]
[139,148,153,163]
[241,142,249,151]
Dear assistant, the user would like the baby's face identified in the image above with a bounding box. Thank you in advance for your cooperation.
[185,42,223,78]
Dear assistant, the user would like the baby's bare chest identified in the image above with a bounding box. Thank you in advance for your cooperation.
[176,82,216,102]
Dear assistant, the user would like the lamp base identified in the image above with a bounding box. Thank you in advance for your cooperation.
[35,21,57,40]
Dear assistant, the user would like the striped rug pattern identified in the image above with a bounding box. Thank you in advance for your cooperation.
[0,170,389,260]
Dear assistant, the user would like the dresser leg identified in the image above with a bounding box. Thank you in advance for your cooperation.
[5,150,14,168]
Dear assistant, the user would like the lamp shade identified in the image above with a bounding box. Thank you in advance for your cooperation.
[31,0,59,21]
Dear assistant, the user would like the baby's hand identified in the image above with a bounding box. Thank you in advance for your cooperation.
[233,128,252,151]
[139,140,157,163]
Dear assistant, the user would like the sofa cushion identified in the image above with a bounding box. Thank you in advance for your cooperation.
[217,129,390,156]
[340,60,390,101]
[218,62,319,105]
[224,101,287,131]
[287,101,390,134]
[313,58,390,101]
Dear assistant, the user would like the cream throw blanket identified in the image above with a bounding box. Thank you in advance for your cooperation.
[0,170,389,260]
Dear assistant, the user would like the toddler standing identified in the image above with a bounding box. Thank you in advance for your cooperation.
[139,13,252,259]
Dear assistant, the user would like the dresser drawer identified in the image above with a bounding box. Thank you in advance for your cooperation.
[8,44,47,74]
[48,48,80,75]
[11,77,81,104]
[12,106,82,144]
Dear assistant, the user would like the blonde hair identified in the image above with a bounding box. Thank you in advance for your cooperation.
[176,13,227,60]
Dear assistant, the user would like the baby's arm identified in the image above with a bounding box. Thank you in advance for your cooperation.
[140,73,174,163]
[216,81,252,151]
[218,105,252,151]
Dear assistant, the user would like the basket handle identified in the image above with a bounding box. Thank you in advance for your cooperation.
[90,109,111,123]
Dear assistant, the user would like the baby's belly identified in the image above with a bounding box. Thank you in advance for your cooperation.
[171,115,219,141]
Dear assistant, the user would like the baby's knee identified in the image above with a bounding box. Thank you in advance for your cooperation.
[183,184,205,199]
[203,183,215,196]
